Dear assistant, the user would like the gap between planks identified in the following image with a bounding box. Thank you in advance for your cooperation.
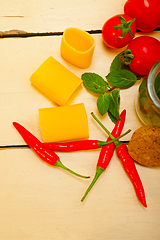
[0,28,160,38]
[0,145,29,150]
[0,29,102,38]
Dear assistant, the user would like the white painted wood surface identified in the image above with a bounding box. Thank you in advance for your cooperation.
[1,0,125,32]
[0,1,160,239]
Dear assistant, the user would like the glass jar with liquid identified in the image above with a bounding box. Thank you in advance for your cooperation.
[135,60,160,126]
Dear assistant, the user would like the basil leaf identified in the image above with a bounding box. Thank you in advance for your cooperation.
[82,72,109,94]
[110,51,130,72]
[108,89,120,122]
[106,69,137,89]
[97,93,109,116]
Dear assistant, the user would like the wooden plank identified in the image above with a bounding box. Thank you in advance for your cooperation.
[0,0,160,238]
[0,0,125,33]
[3,32,159,145]
[0,148,160,240]
[1,31,160,145]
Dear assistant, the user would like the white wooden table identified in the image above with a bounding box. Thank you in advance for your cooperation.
[0,1,160,239]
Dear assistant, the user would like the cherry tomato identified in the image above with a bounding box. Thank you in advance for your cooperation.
[102,14,136,48]
[124,0,160,32]
[127,36,160,76]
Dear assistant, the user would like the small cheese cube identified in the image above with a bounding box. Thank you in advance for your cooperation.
[30,56,82,106]
[39,103,89,142]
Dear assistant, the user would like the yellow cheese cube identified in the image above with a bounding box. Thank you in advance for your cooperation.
[39,103,89,142]
[30,56,82,106]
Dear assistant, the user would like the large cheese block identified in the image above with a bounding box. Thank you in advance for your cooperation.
[39,103,89,142]
[30,56,82,106]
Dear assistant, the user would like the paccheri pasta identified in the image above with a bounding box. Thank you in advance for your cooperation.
[30,56,82,106]
[39,103,89,143]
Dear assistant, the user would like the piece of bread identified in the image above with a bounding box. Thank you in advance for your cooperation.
[128,126,160,167]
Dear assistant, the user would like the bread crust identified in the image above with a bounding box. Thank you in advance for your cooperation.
[128,126,160,167]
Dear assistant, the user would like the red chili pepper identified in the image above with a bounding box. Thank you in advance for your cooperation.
[42,137,127,152]
[116,142,147,208]
[91,113,147,208]
[13,122,90,179]
[81,109,126,202]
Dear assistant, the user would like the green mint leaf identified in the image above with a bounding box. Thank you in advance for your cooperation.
[106,69,137,89]
[108,89,120,122]
[81,72,109,94]
[108,111,118,124]
[97,93,109,116]
[155,72,160,99]
[110,51,130,72]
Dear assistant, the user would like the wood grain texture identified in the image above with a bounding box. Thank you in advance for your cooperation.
[0,0,126,32]
[0,148,160,240]
[0,0,160,239]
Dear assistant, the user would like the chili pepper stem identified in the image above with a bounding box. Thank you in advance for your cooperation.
[91,112,118,139]
[91,112,123,148]
[81,110,126,202]
[13,122,90,180]
[54,159,90,179]
[81,166,105,202]
[98,129,131,147]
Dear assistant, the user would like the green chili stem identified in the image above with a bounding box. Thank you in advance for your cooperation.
[91,112,130,139]
[91,112,115,139]
[98,128,131,146]
[54,159,90,179]
[91,112,129,148]
[81,166,105,202]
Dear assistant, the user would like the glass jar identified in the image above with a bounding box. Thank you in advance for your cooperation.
[135,60,160,126]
